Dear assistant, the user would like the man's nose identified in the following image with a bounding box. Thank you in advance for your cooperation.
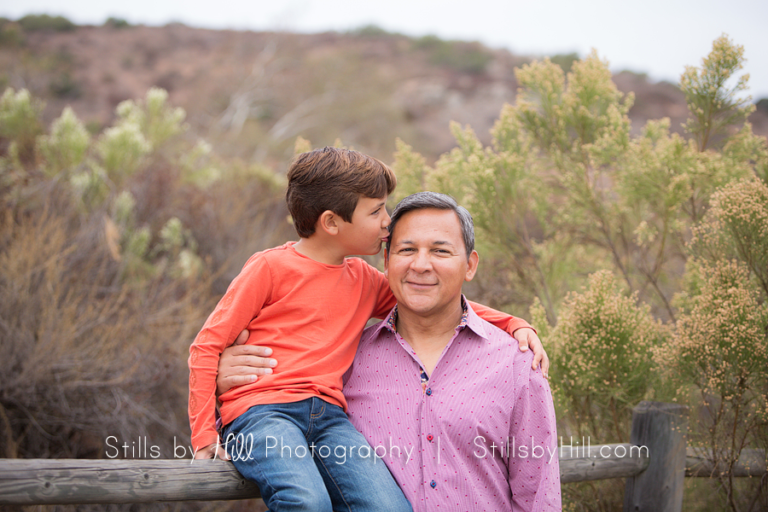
[410,249,432,272]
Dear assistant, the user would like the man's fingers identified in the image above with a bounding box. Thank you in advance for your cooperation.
[225,363,274,376]
[219,374,257,388]
[228,344,274,358]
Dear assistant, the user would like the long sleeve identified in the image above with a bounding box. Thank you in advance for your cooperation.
[508,358,561,510]
[188,254,273,451]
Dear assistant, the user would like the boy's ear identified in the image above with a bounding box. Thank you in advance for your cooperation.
[317,210,340,236]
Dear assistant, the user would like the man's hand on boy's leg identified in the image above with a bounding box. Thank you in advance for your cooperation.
[216,329,278,396]
[512,327,549,378]
[194,442,230,461]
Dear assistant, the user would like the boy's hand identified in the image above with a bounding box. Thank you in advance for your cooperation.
[216,329,278,396]
[194,442,230,460]
[513,327,550,378]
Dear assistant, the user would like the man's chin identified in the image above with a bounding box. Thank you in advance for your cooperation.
[396,296,440,315]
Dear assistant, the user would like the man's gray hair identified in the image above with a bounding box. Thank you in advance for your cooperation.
[387,191,475,258]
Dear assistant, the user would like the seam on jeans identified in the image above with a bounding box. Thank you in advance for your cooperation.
[307,399,325,438]
[313,449,352,512]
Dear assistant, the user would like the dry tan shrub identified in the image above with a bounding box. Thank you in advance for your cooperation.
[0,205,213,460]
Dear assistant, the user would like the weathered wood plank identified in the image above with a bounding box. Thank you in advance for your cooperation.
[0,444,648,505]
[1,443,764,505]
[686,447,767,478]
[0,459,260,505]
[623,401,689,512]
[559,443,649,484]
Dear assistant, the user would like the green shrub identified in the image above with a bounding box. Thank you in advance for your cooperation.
[97,120,151,181]
[412,35,493,74]
[48,72,82,99]
[0,20,24,47]
[392,35,767,511]
[666,258,767,510]
[0,88,44,164]
[549,270,666,441]
[17,14,76,32]
[348,24,398,37]
[104,17,130,29]
[37,106,90,175]
[681,34,754,151]
[549,52,579,73]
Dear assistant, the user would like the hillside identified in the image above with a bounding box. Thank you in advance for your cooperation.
[3,21,766,168]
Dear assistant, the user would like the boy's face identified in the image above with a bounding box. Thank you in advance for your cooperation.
[336,196,391,256]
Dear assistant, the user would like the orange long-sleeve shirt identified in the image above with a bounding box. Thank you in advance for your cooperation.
[188,242,532,451]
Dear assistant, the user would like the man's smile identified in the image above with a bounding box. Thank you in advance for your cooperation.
[404,279,437,289]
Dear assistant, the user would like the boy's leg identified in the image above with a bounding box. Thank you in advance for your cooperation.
[224,401,332,512]
[306,398,412,512]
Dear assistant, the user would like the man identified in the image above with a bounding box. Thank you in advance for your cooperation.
[219,192,560,510]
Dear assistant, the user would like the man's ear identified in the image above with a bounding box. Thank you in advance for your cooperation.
[464,250,479,282]
[317,210,339,236]
[383,248,389,277]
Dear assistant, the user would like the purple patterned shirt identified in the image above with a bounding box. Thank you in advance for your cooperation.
[343,299,561,511]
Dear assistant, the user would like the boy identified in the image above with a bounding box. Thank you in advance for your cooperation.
[188,147,537,512]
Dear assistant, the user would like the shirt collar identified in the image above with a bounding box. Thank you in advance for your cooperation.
[377,295,491,341]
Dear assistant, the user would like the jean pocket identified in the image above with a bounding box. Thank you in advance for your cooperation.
[309,400,326,419]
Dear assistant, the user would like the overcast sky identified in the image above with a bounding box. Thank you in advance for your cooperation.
[4,0,768,99]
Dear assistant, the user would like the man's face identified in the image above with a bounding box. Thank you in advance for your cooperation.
[385,208,478,319]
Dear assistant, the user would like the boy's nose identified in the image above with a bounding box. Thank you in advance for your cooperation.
[382,210,391,227]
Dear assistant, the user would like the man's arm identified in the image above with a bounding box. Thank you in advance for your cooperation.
[508,355,561,510]
[468,300,549,376]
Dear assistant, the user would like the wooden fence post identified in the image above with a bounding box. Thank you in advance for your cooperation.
[623,401,688,512]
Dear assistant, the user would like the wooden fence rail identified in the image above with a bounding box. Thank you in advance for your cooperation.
[0,402,765,510]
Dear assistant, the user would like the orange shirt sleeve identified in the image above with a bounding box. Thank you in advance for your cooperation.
[188,254,273,451]
[467,300,535,335]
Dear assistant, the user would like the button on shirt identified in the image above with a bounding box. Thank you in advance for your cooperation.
[343,298,561,511]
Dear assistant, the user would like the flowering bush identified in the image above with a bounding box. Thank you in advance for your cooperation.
[393,34,766,510]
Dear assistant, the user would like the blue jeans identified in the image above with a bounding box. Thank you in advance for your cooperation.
[223,398,412,512]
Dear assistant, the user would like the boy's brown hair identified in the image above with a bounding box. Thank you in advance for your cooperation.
[286,147,397,237]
